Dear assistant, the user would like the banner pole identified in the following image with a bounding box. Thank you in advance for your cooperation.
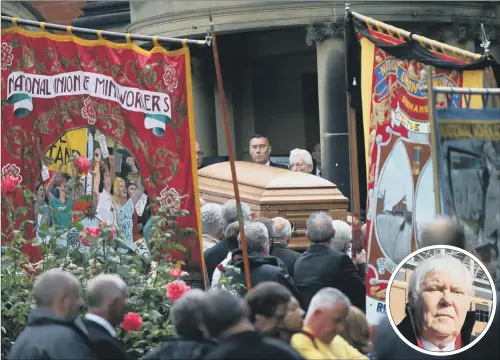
[344,5,363,253]
[350,12,483,61]
[1,15,208,47]
[425,66,442,215]
[209,12,253,292]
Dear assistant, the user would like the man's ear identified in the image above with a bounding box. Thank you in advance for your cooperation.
[305,230,309,239]
[268,145,272,155]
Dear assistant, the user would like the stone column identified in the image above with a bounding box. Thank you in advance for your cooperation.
[307,22,351,200]
[191,57,217,157]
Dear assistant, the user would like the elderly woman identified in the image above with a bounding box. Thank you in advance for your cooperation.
[397,253,476,352]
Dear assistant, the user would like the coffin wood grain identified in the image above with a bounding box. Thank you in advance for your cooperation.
[198,161,349,250]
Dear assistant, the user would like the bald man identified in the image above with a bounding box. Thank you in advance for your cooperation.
[271,217,300,278]
[83,274,128,360]
[420,216,465,248]
[8,269,96,360]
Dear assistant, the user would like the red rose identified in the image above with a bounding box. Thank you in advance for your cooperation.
[120,312,142,332]
[108,227,117,240]
[165,280,191,302]
[216,264,224,272]
[1,175,20,196]
[169,268,182,278]
[74,156,90,175]
[83,227,101,239]
[80,237,92,247]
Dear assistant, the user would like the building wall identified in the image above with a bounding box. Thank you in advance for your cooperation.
[29,1,85,25]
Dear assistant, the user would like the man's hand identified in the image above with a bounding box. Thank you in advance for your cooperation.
[353,249,367,266]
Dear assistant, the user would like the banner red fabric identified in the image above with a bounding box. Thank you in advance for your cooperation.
[1,28,202,268]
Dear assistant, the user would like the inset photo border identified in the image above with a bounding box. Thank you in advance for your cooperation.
[386,245,497,356]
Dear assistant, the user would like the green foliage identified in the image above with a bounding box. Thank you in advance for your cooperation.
[1,173,199,359]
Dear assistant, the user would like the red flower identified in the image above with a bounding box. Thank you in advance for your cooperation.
[80,237,92,247]
[108,227,117,240]
[1,175,20,196]
[83,227,102,239]
[120,312,142,332]
[216,264,224,272]
[165,280,191,302]
[169,268,182,278]
[72,213,81,223]
[74,156,90,175]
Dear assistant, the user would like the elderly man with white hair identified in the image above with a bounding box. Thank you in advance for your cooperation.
[221,222,301,302]
[289,149,314,174]
[271,217,300,277]
[83,274,128,359]
[201,203,224,251]
[397,253,476,352]
[291,288,368,359]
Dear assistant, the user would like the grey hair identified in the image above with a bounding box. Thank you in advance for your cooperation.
[33,269,79,307]
[87,274,127,309]
[332,220,352,254]
[238,222,269,252]
[289,148,313,166]
[272,217,292,241]
[408,254,473,306]
[222,199,251,229]
[201,203,224,238]
[307,212,335,244]
[169,288,206,337]
[307,288,351,315]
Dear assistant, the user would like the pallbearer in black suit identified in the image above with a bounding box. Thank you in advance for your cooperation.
[83,274,129,360]
[249,134,288,169]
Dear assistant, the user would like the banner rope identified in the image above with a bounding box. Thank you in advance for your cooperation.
[350,11,483,61]
[0,15,209,47]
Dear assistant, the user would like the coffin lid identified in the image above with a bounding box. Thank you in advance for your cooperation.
[198,161,348,205]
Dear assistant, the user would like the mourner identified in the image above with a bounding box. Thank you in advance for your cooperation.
[249,134,287,169]
[289,149,313,174]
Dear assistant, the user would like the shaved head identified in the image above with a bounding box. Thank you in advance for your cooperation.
[33,269,83,320]
[33,269,80,307]
[87,274,126,309]
[420,216,465,248]
[87,274,127,326]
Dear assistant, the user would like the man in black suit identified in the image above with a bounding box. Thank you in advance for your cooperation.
[271,217,300,278]
[249,134,288,169]
[83,274,128,360]
[293,212,365,311]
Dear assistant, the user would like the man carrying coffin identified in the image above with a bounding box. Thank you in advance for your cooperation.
[397,253,476,352]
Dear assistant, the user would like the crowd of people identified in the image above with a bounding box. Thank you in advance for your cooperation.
[9,134,498,359]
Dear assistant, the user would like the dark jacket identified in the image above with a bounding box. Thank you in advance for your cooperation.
[397,304,476,349]
[145,335,215,360]
[8,310,96,360]
[82,318,127,360]
[269,161,288,170]
[224,249,302,305]
[293,243,365,311]
[203,331,304,360]
[204,240,229,283]
[375,301,496,360]
[271,243,300,278]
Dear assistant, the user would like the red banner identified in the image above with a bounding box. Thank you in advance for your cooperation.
[1,28,202,269]
[358,28,484,326]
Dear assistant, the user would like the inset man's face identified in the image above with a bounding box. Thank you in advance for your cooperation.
[249,137,271,165]
[417,270,469,342]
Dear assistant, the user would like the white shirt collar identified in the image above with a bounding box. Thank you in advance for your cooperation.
[265,161,270,166]
[419,337,456,352]
[316,167,321,176]
[84,313,117,337]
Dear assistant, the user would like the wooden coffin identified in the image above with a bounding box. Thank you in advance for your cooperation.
[198,161,349,250]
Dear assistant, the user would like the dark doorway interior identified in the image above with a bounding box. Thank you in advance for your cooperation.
[302,73,320,152]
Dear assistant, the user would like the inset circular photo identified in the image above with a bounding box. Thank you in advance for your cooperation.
[386,245,497,356]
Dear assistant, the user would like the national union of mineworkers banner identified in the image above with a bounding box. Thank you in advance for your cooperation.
[350,17,492,326]
[434,106,500,284]
[1,27,202,268]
